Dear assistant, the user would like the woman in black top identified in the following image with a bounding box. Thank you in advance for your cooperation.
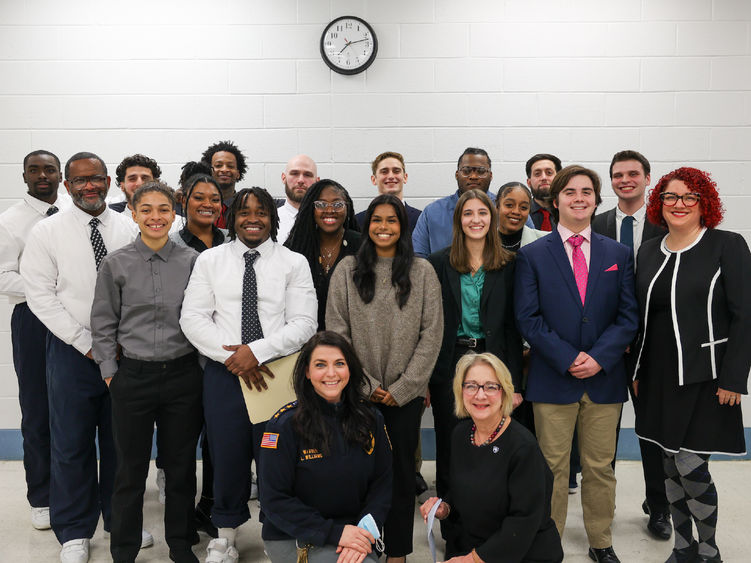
[634,167,751,563]
[260,331,392,563]
[285,180,360,329]
[171,172,226,252]
[420,352,562,563]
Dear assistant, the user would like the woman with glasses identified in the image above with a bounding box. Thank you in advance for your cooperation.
[427,189,523,557]
[419,353,562,563]
[326,194,443,563]
[633,168,751,563]
[285,180,360,330]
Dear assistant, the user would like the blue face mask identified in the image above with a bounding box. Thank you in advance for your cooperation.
[357,513,384,552]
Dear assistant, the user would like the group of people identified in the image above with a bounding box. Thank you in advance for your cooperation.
[0,141,748,563]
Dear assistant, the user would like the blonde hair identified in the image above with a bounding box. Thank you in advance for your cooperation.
[452,352,515,418]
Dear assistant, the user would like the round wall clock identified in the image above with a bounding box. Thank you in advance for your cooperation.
[320,16,378,75]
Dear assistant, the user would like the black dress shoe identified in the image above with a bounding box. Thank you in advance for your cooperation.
[415,471,428,496]
[695,554,723,562]
[194,505,218,538]
[588,546,621,562]
[169,549,199,563]
[665,541,697,563]
[642,500,672,540]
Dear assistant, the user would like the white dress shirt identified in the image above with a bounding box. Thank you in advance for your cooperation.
[180,236,317,365]
[20,205,135,354]
[615,203,647,255]
[557,223,592,270]
[0,193,71,304]
[276,200,299,244]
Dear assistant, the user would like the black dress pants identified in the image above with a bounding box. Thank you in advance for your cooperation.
[109,354,203,562]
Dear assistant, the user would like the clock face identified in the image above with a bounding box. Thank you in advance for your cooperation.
[320,16,378,75]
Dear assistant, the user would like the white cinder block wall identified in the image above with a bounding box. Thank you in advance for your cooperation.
[1,0,750,432]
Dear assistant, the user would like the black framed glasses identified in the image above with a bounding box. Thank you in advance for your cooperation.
[313,200,346,211]
[660,192,700,207]
[462,382,502,395]
[69,175,107,188]
[458,166,490,178]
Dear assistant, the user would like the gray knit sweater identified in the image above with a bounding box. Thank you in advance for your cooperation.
[326,255,443,406]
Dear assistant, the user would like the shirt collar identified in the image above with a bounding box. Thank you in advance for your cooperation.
[615,203,646,223]
[230,234,274,259]
[134,234,174,262]
[283,200,298,214]
[557,222,591,243]
[70,203,111,226]
[23,193,55,217]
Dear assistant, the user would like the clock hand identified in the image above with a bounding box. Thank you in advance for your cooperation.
[337,40,352,55]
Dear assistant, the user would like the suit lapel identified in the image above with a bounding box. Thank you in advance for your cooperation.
[447,263,462,316]
[546,231,584,309]
[585,233,605,310]
[480,267,498,313]
[606,209,617,239]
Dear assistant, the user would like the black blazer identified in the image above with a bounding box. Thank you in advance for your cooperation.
[591,207,666,245]
[428,248,523,390]
[633,229,751,393]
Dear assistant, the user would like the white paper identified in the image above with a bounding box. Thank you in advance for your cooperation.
[426,497,442,563]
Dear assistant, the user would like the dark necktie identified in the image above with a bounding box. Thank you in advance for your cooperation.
[241,250,264,344]
[540,208,552,232]
[46,205,59,216]
[89,217,107,270]
[621,215,634,251]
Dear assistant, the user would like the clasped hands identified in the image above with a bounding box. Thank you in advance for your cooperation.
[335,524,376,563]
[370,386,398,407]
[223,344,274,391]
[569,351,602,379]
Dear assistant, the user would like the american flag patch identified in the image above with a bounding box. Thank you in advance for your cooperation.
[261,432,279,449]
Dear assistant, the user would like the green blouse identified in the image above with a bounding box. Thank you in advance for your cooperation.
[457,266,485,339]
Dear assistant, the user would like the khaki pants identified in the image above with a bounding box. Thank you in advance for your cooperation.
[533,393,622,548]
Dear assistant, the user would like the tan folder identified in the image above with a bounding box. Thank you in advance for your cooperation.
[240,352,300,424]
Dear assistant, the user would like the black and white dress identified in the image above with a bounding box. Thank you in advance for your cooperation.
[633,228,751,455]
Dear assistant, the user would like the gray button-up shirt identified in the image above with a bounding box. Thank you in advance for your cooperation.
[91,236,198,380]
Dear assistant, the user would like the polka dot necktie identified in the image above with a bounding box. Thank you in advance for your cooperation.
[241,250,263,344]
[89,217,107,271]
[46,205,59,216]
[568,234,588,305]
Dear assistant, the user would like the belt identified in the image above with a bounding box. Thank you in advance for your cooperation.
[456,338,485,349]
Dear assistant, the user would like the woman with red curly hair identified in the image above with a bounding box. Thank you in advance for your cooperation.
[633,167,751,563]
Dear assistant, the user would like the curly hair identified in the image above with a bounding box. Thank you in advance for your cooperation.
[284,179,359,272]
[646,167,724,229]
[227,187,279,242]
[201,140,247,181]
[292,331,375,455]
[115,154,161,187]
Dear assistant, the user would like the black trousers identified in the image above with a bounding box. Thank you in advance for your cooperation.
[109,354,203,562]
[11,302,50,508]
[378,397,424,557]
[628,384,668,513]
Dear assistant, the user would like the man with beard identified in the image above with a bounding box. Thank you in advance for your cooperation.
[110,154,161,214]
[0,150,69,532]
[21,152,140,563]
[526,153,562,231]
[276,155,319,243]
[201,141,248,229]
[412,147,495,257]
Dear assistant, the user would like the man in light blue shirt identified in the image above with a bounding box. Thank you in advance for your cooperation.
[412,147,496,257]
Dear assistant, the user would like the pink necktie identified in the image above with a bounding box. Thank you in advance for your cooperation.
[569,235,587,304]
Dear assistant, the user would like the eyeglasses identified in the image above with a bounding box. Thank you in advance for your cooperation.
[69,175,107,189]
[313,200,346,211]
[660,192,700,207]
[462,382,502,395]
[458,166,490,178]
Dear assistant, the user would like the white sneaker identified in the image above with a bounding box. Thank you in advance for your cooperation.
[103,529,154,548]
[60,538,89,563]
[31,506,51,530]
[156,467,166,505]
[205,538,239,563]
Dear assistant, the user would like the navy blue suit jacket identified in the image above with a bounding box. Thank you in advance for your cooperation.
[514,230,639,404]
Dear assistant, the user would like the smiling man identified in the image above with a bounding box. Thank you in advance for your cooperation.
[515,165,639,563]
[110,154,162,214]
[412,147,495,257]
[276,155,319,243]
[201,141,248,229]
[355,151,422,235]
[0,150,69,532]
[180,187,317,563]
[21,151,137,563]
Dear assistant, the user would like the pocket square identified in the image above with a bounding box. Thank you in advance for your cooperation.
[605,264,618,272]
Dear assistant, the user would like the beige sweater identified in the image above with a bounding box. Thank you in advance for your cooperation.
[326,255,443,406]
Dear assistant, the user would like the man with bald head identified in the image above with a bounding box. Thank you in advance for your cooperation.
[276,155,319,243]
